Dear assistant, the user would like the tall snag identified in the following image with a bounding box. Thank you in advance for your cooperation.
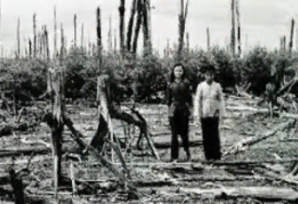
[96,7,102,66]
[235,0,241,56]
[33,13,37,58]
[17,17,20,58]
[74,14,77,47]
[230,0,236,56]
[54,5,57,57]
[289,18,295,53]
[132,0,143,55]
[119,0,125,56]
[177,0,189,61]
[126,0,137,52]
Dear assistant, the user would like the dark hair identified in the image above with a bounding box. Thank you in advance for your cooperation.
[169,63,186,83]
[201,64,216,74]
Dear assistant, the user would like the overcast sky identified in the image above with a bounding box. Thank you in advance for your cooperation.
[0,0,297,56]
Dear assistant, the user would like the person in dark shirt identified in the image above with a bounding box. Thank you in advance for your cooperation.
[167,63,193,163]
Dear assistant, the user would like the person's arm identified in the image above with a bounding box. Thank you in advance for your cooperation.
[193,84,202,119]
[166,83,172,116]
[186,80,193,108]
[218,84,226,118]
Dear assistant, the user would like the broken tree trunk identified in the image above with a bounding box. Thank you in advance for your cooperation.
[89,75,159,160]
[224,120,294,156]
[178,186,298,202]
[44,60,65,201]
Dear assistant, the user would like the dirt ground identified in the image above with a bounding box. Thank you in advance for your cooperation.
[1,95,298,203]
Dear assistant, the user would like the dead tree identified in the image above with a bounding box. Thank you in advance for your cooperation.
[44,26,50,61]
[186,32,189,54]
[132,0,143,55]
[96,7,102,65]
[108,17,113,52]
[88,75,160,160]
[289,18,295,53]
[177,0,189,61]
[17,17,20,58]
[235,0,241,56]
[206,27,210,51]
[44,60,65,201]
[142,0,150,54]
[81,23,84,48]
[283,36,286,51]
[28,38,32,57]
[126,0,137,51]
[74,14,77,47]
[230,0,236,56]
[119,0,125,56]
[33,13,37,58]
[54,5,57,57]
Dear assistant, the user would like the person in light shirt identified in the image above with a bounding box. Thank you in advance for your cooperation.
[193,64,226,161]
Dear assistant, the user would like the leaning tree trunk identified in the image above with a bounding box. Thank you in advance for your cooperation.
[142,0,149,54]
[88,75,160,160]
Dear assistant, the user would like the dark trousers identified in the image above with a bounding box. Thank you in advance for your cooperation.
[201,117,221,160]
[170,110,190,159]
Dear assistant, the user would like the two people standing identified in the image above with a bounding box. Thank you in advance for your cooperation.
[167,63,226,162]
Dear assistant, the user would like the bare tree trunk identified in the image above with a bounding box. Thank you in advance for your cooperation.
[108,16,113,52]
[230,0,236,56]
[114,29,117,52]
[17,17,20,58]
[177,0,189,61]
[29,38,32,57]
[60,24,65,58]
[283,36,286,51]
[145,0,152,52]
[206,27,210,51]
[142,0,149,53]
[132,0,143,55]
[96,7,102,69]
[81,23,84,48]
[33,14,37,58]
[54,5,57,57]
[289,18,295,53]
[74,14,77,47]
[44,26,50,61]
[119,0,125,56]
[235,0,241,56]
[126,0,137,51]
[186,32,189,54]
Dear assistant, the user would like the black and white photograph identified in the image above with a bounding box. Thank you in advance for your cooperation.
[0,0,298,203]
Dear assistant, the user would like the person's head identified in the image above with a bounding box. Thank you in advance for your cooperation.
[203,65,216,83]
[170,63,186,82]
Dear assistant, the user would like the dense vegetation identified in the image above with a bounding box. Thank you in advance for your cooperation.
[1,46,298,104]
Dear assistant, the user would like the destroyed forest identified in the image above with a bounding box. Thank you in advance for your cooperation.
[1,0,298,203]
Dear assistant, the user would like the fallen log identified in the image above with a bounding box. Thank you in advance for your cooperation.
[178,186,298,201]
[223,120,294,156]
